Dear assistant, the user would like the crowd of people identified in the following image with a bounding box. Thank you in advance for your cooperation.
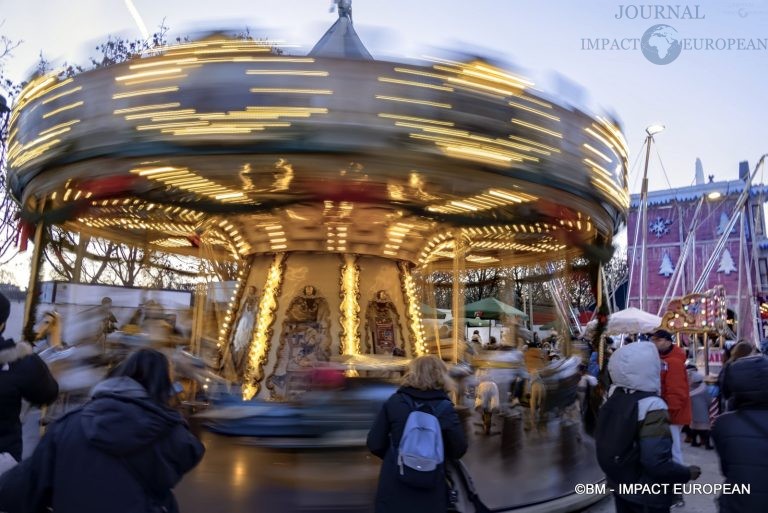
[1,284,767,513]
[589,328,767,513]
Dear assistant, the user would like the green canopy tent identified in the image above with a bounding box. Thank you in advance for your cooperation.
[464,298,528,321]
[444,317,492,327]
[440,298,528,345]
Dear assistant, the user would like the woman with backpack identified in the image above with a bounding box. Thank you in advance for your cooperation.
[367,355,468,513]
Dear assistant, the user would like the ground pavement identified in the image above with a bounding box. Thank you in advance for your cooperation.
[586,441,723,513]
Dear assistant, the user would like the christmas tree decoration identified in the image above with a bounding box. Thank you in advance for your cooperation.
[717,248,737,275]
[659,252,675,277]
[716,212,734,235]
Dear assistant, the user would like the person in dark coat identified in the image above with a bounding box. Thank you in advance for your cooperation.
[718,340,755,412]
[712,354,768,513]
[0,348,204,513]
[0,292,58,463]
[367,355,468,513]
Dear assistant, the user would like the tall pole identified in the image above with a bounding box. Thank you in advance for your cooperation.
[639,134,653,312]
[23,202,47,341]
[627,140,648,309]
[451,231,464,364]
[737,212,746,340]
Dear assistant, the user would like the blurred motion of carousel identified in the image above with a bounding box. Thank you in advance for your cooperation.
[7,2,629,511]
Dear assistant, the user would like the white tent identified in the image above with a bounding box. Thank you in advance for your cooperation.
[586,307,662,336]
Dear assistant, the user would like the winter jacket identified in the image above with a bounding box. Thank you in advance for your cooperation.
[712,355,768,513]
[688,372,710,430]
[599,342,692,508]
[0,339,58,461]
[366,386,467,513]
[659,344,691,425]
[0,376,204,513]
[587,352,600,378]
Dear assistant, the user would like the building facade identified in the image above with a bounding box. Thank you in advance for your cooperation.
[627,161,768,337]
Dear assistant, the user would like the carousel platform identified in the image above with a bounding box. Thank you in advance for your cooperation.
[175,405,605,513]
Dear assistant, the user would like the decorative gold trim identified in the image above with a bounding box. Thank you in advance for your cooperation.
[217,256,250,372]
[339,254,361,355]
[242,252,287,399]
[398,260,427,355]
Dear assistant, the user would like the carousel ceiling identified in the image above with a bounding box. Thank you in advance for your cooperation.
[7,35,629,268]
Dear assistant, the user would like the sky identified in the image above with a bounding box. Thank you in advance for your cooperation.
[0,0,767,285]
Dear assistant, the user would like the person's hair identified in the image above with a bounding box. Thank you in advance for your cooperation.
[473,330,479,335]
[401,355,454,392]
[729,340,754,363]
[108,348,173,405]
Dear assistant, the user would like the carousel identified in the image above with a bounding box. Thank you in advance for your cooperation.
[7,2,629,511]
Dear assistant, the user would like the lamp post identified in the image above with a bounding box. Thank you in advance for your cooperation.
[639,124,665,312]
[0,94,10,141]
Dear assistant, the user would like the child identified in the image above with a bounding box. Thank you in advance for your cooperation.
[689,371,713,449]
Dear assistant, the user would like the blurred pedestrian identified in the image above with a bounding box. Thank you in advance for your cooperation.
[650,329,691,508]
[712,354,768,513]
[0,292,58,466]
[0,348,204,513]
[687,371,712,449]
[595,342,700,513]
[577,364,599,436]
[367,355,467,513]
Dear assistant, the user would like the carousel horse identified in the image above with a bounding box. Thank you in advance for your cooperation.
[35,312,106,404]
[33,311,64,351]
[474,380,500,435]
[526,356,581,432]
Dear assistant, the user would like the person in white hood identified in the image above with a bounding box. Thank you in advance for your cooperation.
[595,342,701,513]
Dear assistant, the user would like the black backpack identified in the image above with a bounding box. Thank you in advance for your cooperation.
[594,388,655,484]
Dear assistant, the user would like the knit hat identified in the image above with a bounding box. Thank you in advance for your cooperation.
[0,292,12,344]
[650,329,674,341]
[0,292,10,326]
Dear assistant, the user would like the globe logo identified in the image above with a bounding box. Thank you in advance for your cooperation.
[641,24,682,65]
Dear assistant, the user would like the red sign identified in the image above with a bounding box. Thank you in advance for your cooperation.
[709,349,723,364]
[474,311,483,318]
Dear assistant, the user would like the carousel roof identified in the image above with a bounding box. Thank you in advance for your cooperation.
[6,11,629,269]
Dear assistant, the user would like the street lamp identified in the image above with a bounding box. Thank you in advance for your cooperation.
[0,94,10,127]
[645,124,666,136]
[1,94,12,158]
[707,191,722,200]
[0,94,10,129]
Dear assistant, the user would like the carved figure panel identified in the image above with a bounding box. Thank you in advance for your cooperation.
[267,285,331,400]
[364,290,404,355]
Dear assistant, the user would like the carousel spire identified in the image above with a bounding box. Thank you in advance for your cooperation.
[310,0,373,60]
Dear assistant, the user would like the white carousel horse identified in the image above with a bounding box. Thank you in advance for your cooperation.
[33,311,64,351]
[474,380,500,435]
[35,311,105,396]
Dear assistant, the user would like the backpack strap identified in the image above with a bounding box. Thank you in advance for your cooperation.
[400,393,417,411]
[399,393,452,417]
